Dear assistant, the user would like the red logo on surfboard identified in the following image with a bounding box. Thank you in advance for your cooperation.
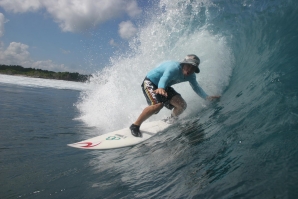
[77,142,101,148]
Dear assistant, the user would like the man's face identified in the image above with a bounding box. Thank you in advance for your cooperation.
[182,64,196,76]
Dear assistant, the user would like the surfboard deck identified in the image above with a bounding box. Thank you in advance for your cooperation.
[68,120,171,150]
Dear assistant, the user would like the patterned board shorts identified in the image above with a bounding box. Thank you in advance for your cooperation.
[141,77,181,110]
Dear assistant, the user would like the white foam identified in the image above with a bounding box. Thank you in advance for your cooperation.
[0,74,93,91]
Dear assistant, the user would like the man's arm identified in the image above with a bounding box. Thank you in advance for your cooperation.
[189,78,208,99]
[157,66,174,89]
[189,76,221,100]
[154,65,175,97]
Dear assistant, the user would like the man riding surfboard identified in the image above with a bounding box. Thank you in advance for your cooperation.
[130,54,220,137]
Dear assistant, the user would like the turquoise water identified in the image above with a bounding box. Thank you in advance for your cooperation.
[1,0,298,198]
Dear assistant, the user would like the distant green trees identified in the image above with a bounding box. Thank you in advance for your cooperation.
[0,64,90,82]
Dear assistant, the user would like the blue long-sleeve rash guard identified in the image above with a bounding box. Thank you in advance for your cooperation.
[146,61,208,100]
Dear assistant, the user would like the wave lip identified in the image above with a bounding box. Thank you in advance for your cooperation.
[76,0,234,131]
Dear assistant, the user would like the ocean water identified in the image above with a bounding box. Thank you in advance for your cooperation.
[1,0,298,198]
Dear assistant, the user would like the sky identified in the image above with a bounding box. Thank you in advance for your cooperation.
[0,0,154,74]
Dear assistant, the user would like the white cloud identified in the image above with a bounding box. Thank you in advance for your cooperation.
[0,42,31,65]
[0,0,42,13]
[0,13,5,37]
[125,1,142,17]
[31,60,68,72]
[0,0,142,33]
[118,20,137,40]
[0,40,4,50]
[61,48,70,54]
[0,42,71,72]
[109,39,118,47]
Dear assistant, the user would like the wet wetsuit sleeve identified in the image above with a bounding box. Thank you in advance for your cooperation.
[158,67,174,88]
[189,76,208,99]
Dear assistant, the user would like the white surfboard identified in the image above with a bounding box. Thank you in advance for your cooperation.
[68,120,171,150]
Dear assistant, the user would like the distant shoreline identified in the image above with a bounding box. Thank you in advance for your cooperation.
[0,65,91,82]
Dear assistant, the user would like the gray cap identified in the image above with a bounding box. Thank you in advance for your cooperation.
[180,54,200,73]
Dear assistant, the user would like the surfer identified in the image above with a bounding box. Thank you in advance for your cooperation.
[130,54,220,137]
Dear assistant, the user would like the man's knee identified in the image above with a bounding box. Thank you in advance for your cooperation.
[176,98,187,110]
[153,103,164,114]
[156,103,164,109]
[176,101,187,112]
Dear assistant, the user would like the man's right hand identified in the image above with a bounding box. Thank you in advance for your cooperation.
[154,88,168,97]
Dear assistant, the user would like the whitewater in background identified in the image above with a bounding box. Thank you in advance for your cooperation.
[0,74,93,91]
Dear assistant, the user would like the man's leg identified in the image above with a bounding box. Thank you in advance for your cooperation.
[134,103,164,126]
[131,78,164,137]
[130,103,163,137]
[169,95,187,117]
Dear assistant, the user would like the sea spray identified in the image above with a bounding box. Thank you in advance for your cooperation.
[76,0,234,134]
